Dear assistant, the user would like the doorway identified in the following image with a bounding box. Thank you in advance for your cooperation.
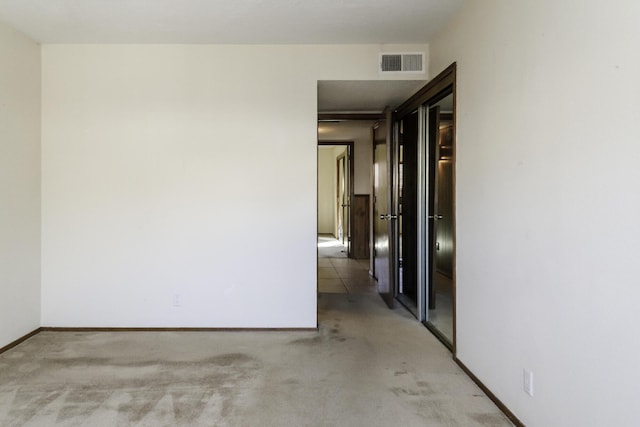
[317,138,376,295]
[318,141,354,259]
[315,71,456,351]
[392,64,457,350]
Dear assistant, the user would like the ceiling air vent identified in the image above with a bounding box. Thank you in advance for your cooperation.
[379,53,424,73]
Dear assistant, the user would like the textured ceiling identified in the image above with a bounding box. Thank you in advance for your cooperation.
[0,0,465,44]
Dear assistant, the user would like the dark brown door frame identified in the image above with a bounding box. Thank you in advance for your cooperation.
[336,151,348,248]
[393,62,457,354]
[318,141,355,258]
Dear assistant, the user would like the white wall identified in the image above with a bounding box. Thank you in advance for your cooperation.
[41,44,427,328]
[317,147,336,234]
[0,22,41,347]
[318,121,374,195]
[430,1,640,425]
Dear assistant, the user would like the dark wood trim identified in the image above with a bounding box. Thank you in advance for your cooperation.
[0,327,42,354]
[395,63,457,118]
[350,194,370,259]
[336,151,347,251]
[318,113,384,121]
[451,65,458,356]
[454,357,525,427]
[40,327,318,332]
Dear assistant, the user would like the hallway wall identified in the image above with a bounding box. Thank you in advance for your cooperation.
[317,146,337,235]
[40,43,428,328]
[318,121,374,195]
[429,1,640,425]
[0,22,41,347]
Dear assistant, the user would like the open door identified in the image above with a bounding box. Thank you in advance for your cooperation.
[373,108,396,308]
[336,151,351,256]
[397,109,420,315]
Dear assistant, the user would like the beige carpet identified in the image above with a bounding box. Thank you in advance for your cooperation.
[0,294,512,426]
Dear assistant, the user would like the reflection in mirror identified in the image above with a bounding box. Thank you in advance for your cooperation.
[426,92,454,345]
[397,110,420,315]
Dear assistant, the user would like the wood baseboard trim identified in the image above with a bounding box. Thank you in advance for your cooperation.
[0,327,42,355]
[454,357,525,427]
[40,327,318,332]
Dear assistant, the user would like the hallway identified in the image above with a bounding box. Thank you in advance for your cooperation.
[317,235,376,295]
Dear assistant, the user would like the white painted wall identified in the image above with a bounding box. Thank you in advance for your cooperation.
[318,121,374,195]
[0,22,41,348]
[317,147,336,235]
[429,1,640,425]
[41,44,427,328]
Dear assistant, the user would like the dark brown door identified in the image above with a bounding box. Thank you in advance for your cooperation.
[373,108,396,308]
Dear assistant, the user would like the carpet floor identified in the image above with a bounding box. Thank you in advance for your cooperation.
[0,294,512,426]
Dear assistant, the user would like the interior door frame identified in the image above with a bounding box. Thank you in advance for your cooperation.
[336,151,348,249]
[394,62,457,353]
[318,141,354,258]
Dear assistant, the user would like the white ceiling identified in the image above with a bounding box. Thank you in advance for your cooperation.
[0,0,465,44]
[318,80,427,113]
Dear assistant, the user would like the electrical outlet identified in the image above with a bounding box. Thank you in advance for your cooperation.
[172,294,181,307]
[523,369,534,396]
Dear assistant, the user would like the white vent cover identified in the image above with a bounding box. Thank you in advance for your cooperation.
[379,53,424,73]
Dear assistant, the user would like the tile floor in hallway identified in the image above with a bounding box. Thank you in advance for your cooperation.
[317,257,376,295]
[317,235,377,295]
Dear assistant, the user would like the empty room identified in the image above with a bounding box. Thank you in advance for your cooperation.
[1,1,640,426]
